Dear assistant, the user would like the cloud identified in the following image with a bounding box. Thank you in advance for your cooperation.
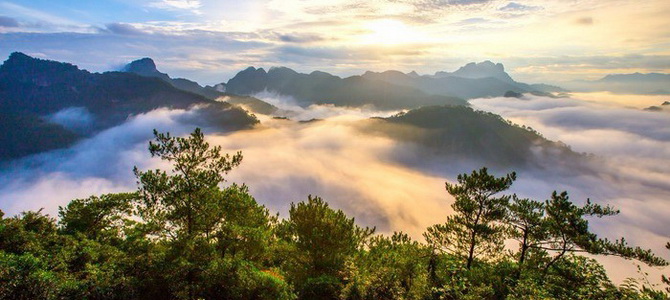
[0,31,272,85]
[454,17,490,25]
[277,32,325,43]
[498,2,541,12]
[575,17,594,25]
[45,107,95,135]
[413,0,493,8]
[1,94,670,282]
[469,95,670,264]
[147,0,202,14]
[104,23,146,36]
[0,2,74,25]
[0,103,450,236]
[0,16,19,28]
[446,0,491,5]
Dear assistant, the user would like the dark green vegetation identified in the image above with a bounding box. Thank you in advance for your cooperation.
[1,128,668,300]
[0,111,79,161]
[363,106,581,168]
[0,53,258,161]
[225,66,468,109]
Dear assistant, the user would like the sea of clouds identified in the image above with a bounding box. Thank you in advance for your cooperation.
[1,92,668,282]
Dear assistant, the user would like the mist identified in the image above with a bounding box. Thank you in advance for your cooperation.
[1,92,669,282]
[45,106,95,134]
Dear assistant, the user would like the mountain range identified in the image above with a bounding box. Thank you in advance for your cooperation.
[0,53,587,166]
[565,72,670,94]
[225,66,467,110]
[122,57,225,100]
[361,61,565,100]
[0,53,258,161]
[223,61,568,109]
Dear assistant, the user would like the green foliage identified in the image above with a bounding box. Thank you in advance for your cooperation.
[425,167,516,269]
[135,128,243,239]
[343,232,431,300]
[0,129,667,300]
[279,195,374,299]
[58,193,136,242]
[506,195,546,271]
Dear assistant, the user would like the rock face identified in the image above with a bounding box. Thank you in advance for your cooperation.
[122,57,171,81]
[0,53,258,161]
[450,61,515,83]
[122,57,225,99]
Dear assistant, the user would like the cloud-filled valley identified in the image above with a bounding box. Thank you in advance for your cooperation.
[0,52,669,285]
[2,93,669,282]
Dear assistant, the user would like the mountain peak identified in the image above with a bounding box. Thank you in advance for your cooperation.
[1,52,82,80]
[122,57,169,80]
[3,52,76,70]
[456,60,505,74]
[451,60,513,83]
[7,51,32,62]
[268,66,299,76]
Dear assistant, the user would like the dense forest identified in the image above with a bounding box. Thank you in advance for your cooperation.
[1,128,668,300]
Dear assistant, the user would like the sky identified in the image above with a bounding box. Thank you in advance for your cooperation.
[1,0,669,85]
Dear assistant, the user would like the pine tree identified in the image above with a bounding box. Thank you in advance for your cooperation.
[424,167,516,269]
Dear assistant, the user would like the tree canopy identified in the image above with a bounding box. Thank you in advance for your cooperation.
[0,128,667,300]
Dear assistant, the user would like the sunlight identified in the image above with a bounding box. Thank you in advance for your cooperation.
[360,19,420,45]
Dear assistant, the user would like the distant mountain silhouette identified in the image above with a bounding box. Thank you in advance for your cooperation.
[438,61,515,83]
[599,73,670,83]
[362,105,581,168]
[226,67,467,110]
[122,58,277,114]
[122,57,223,99]
[644,101,670,113]
[362,62,565,99]
[122,57,171,81]
[0,53,258,161]
[565,73,670,94]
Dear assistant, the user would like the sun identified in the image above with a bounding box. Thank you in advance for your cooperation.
[361,19,420,45]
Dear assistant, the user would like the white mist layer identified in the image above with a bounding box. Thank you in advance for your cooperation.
[0,94,668,282]
[470,94,670,282]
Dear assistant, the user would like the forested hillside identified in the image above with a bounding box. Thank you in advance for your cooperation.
[1,128,667,300]
[362,105,582,168]
[0,53,258,161]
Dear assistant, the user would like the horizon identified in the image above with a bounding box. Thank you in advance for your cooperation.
[3,51,668,88]
[1,0,669,85]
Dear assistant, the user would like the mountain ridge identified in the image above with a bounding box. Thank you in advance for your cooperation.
[0,52,258,161]
[226,62,564,104]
